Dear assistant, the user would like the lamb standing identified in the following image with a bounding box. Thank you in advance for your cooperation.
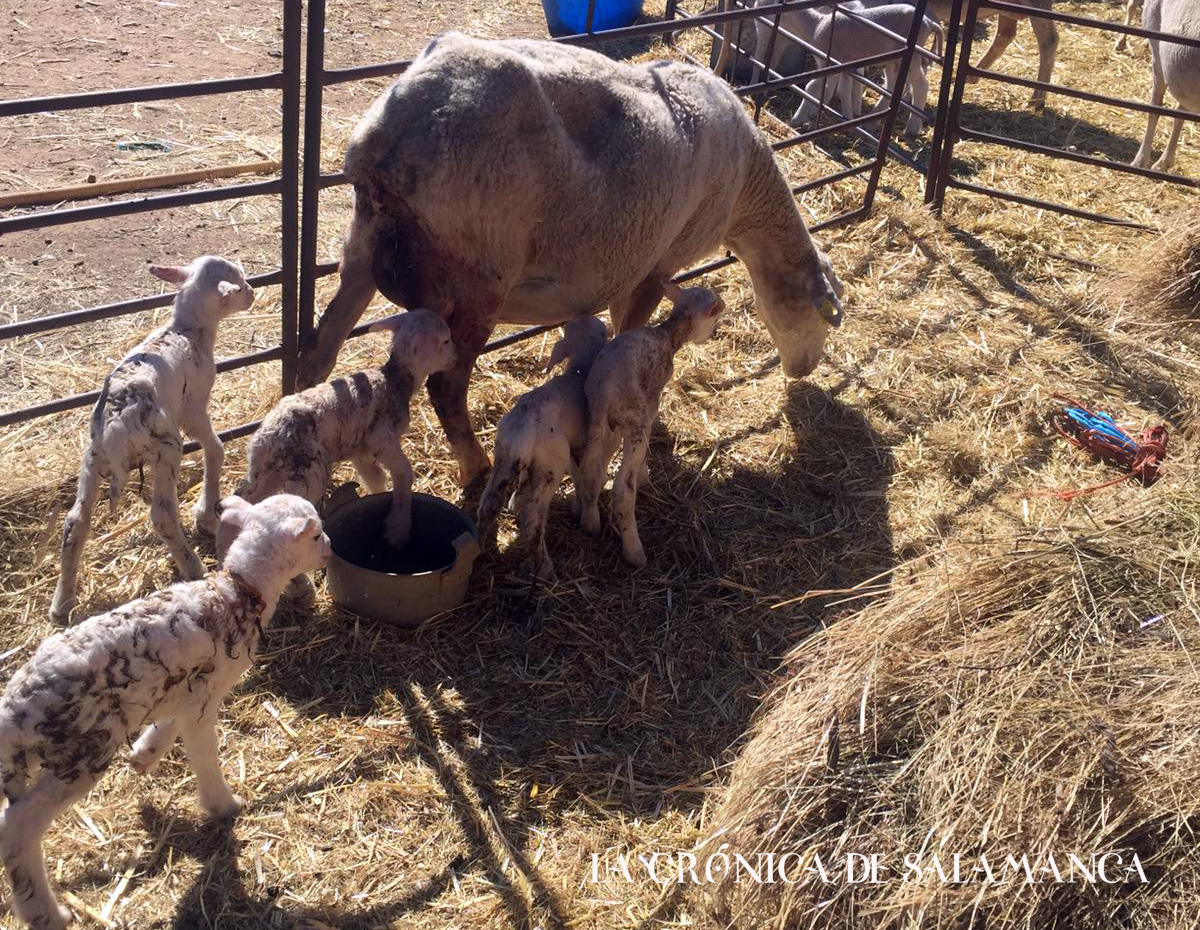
[238,308,455,554]
[577,285,724,569]
[295,34,843,489]
[49,257,254,624]
[1,494,331,930]
[477,315,609,581]
[1130,0,1200,172]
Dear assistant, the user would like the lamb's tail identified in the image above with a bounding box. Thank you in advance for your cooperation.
[478,456,525,538]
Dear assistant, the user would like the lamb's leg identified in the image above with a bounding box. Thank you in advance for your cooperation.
[1027,13,1058,109]
[298,201,380,389]
[190,416,224,536]
[130,719,182,774]
[1,774,96,930]
[518,468,560,583]
[1153,117,1184,172]
[578,424,620,535]
[352,456,388,495]
[179,717,242,819]
[379,446,414,549]
[1132,59,1167,167]
[49,450,103,623]
[611,429,651,569]
[150,450,206,581]
[905,63,930,138]
[609,277,665,333]
[427,313,495,488]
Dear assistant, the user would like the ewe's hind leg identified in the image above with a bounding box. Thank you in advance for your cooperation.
[130,719,181,774]
[150,449,205,581]
[352,456,388,495]
[1,773,97,930]
[179,717,242,819]
[1154,117,1184,172]
[49,450,103,623]
[1133,60,1167,167]
[189,417,224,536]
[611,430,651,569]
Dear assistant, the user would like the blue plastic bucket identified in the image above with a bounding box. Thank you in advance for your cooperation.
[541,0,645,36]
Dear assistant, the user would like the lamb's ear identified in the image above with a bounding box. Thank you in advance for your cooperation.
[284,516,323,539]
[703,295,725,318]
[217,281,242,298]
[149,264,189,284]
[218,495,252,529]
[661,279,686,304]
[367,313,407,334]
[545,337,571,373]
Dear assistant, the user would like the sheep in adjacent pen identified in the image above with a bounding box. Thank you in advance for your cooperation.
[577,284,724,569]
[1,494,331,930]
[49,257,255,624]
[1130,0,1200,172]
[478,314,609,582]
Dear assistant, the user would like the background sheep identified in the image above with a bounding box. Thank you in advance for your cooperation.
[478,315,609,582]
[0,494,330,930]
[577,285,725,569]
[49,257,254,624]
[1130,0,1200,172]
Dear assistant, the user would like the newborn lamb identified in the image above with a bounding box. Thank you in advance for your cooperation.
[478,315,609,581]
[239,308,455,552]
[0,494,330,930]
[577,284,724,568]
[49,257,254,623]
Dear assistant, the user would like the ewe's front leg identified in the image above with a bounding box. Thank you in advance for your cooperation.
[151,449,206,581]
[130,719,181,774]
[190,416,224,535]
[299,201,380,389]
[180,717,242,819]
[428,315,493,488]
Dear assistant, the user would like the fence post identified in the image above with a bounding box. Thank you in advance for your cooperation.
[279,0,302,396]
[298,0,328,372]
[924,0,964,206]
[931,0,981,214]
[861,0,930,213]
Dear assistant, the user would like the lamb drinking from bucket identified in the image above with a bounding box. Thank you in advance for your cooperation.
[296,32,843,488]
[237,309,454,596]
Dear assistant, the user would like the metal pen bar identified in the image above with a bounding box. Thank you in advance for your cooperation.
[0,270,285,342]
[979,0,1200,48]
[971,66,1200,122]
[298,0,329,356]
[279,0,303,395]
[0,72,284,119]
[322,59,413,86]
[0,179,282,235]
[958,125,1200,188]
[925,0,964,204]
[182,420,263,453]
[931,0,980,213]
[946,178,1152,229]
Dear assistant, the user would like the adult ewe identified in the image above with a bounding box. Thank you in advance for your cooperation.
[297,32,843,487]
[1130,0,1200,172]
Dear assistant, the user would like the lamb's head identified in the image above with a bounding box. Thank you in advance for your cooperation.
[546,314,608,375]
[369,308,456,380]
[218,494,332,591]
[661,283,725,345]
[754,247,844,378]
[150,255,255,324]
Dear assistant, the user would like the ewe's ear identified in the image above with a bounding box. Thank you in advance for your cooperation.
[217,281,242,298]
[149,264,189,285]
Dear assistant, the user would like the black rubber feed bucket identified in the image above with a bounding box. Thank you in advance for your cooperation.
[324,491,480,627]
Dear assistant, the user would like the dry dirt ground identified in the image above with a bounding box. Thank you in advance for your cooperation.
[0,1,1198,928]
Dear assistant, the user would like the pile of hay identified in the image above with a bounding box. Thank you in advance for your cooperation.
[1128,206,1200,318]
[694,485,1200,929]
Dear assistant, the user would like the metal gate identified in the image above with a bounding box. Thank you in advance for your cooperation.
[0,0,931,436]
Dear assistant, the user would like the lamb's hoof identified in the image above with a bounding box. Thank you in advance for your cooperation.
[284,575,316,606]
[534,561,558,585]
[623,546,648,569]
[193,505,219,536]
[129,748,161,775]
[581,509,602,535]
[18,901,72,930]
[204,794,244,820]
[179,556,207,582]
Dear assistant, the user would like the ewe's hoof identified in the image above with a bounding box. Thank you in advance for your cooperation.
[205,794,245,820]
[193,506,219,536]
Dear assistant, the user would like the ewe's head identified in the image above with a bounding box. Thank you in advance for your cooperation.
[218,494,331,585]
[369,308,456,379]
[752,246,844,378]
[150,256,255,323]
[546,314,608,374]
[663,282,724,345]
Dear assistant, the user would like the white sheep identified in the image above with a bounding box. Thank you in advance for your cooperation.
[49,257,254,624]
[477,315,609,582]
[238,308,455,558]
[0,494,330,930]
[576,285,725,569]
[1130,0,1200,172]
